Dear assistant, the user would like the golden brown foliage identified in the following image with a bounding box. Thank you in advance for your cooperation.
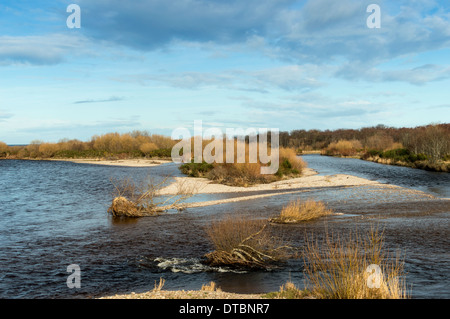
[303,227,408,299]
[204,215,291,269]
[270,199,333,224]
[0,141,9,155]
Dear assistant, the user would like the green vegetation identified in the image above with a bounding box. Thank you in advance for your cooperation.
[363,148,427,163]
[179,161,215,177]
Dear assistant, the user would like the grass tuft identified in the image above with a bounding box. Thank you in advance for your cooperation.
[270,199,333,224]
[302,226,409,299]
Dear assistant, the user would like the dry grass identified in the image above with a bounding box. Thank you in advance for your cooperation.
[181,141,306,187]
[278,147,306,174]
[302,226,408,299]
[0,141,9,156]
[325,139,362,157]
[263,281,311,299]
[270,199,333,224]
[201,282,222,292]
[204,215,291,269]
[108,175,196,218]
[153,278,165,292]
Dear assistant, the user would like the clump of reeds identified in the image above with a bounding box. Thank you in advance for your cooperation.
[302,226,408,299]
[203,215,291,269]
[270,199,333,224]
[152,278,165,292]
[324,139,362,157]
[108,175,195,218]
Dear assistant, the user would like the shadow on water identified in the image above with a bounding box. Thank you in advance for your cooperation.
[0,158,448,299]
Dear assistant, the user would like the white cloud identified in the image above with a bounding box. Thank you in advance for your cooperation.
[0,34,90,65]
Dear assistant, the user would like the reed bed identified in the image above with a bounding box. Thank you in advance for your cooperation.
[302,227,408,299]
[270,199,333,224]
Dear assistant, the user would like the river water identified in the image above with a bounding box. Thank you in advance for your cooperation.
[0,156,448,299]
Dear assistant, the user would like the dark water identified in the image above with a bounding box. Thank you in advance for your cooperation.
[0,157,448,299]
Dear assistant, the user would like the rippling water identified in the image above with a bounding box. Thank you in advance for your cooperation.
[0,157,448,299]
[302,155,450,198]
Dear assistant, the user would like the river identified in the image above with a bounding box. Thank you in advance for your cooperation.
[0,156,448,299]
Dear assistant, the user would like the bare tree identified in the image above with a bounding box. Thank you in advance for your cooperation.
[422,124,449,163]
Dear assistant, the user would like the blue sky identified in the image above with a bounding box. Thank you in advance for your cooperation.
[0,0,449,144]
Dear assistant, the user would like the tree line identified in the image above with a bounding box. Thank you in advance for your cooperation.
[278,123,449,164]
[1,123,448,170]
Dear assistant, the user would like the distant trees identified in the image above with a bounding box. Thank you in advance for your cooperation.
[3,131,177,159]
[140,142,159,156]
[279,123,449,161]
[2,124,449,167]
[365,133,396,151]
[325,139,362,156]
[38,143,60,158]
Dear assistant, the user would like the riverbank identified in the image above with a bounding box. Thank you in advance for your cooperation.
[320,153,449,173]
[363,155,450,172]
[159,167,382,196]
[50,158,172,167]
[154,167,405,210]
[0,157,172,167]
[100,290,266,299]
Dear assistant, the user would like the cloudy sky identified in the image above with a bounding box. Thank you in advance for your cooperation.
[0,0,449,144]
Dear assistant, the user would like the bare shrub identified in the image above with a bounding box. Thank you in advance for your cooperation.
[39,143,60,158]
[366,134,395,151]
[26,140,43,158]
[326,140,362,156]
[270,199,333,224]
[0,141,9,156]
[204,215,291,269]
[149,134,177,149]
[108,175,196,217]
[153,278,165,292]
[302,227,408,299]
[140,142,159,155]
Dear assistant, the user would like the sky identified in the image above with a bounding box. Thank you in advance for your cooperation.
[0,0,449,144]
